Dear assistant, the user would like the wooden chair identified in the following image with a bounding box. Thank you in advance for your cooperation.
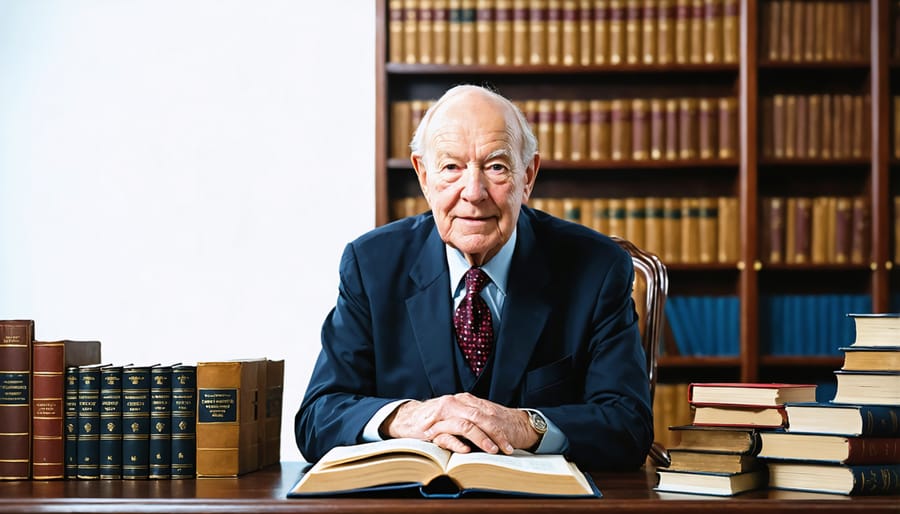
[610,236,671,467]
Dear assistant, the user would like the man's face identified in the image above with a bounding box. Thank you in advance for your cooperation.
[412,92,538,267]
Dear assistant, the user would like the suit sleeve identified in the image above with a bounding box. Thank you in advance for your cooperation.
[294,243,395,462]
[540,249,654,471]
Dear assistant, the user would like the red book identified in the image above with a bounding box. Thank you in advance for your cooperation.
[689,382,817,407]
[0,320,34,480]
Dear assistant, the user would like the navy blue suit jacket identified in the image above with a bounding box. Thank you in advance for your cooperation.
[295,206,653,471]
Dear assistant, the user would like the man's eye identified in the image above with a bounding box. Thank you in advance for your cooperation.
[443,164,460,172]
[487,163,508,173]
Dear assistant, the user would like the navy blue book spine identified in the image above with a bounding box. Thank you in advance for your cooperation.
[122,366,151,480]
[64,366,79,479]
[76,365,102,479]
[99,366,123,479]
[170,365,197,479]
[149,365,173,479]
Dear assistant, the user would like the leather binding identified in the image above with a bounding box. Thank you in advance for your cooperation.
[625,0,641,64]
[593,0,610,64]
[171,365,197,478]
[389,0,405,62]
[833,1,846,61]
[760,96,774,158]
[717,97,736,159]
[807,94,821,158]
[390,101,411,159]
[784,94,796,159]
[697,197,718,263]
[678,97,698,160]
[794,95,807,159]
[553,100,570,161]
[772,94,785,158]
[662,197,682,263]
[850,196,870,265]
[624,197,646,248]
[99,365,123,479]
[768,197,785,264]
[697,97,716,160]
[764,0,779,61]
[419,0,435,64]
[0,319,32,480]
[631,98,649,161]
[263,360,283,469]
[820,94,832,159]
[674,0,690,63]
[197,359,265,477]
[610,98,631,161]
[512,0,529,65]
[569,100,588,161]
[793,197,812,264]
[811,197,828,264]
[607,198,626,240]
[64,366,79,478]
[546,0,562,65]
[578,0,593,66]
[840,94,854,159]
[664,99,678,160]
[813,1,825,61]
[895,97,900,161]
[76,364,104,479]
[650,98,665,160]
[433,0,449,63]
[703,0,721,63]
[149,364,174,479]
[529,0,548,65]
[689,0,704,63]
[537,99,554,160]
[680,198,701,263]
[476,0,494,65]
[641,0,656,64]
[834,196,853,264]
[831,94,845,159]
[449,0,463,64]
[591,197,610,235]
[778,0,791,61]
[460,0,477,65]
[561,0,578,65]
[784,197,797,264]
[851,95,864,159]
[802,0,814,61]
[823,1,835,61]
[122,365,152,480]
[717,196,739,263]
[789,0,802,62]
[608,0,625,64]
[588,99,611,160]
[656,0,674,64]
[644,197,665,257]
[495,0,514,65]
[722,0,737,62]
[403,0,419,63]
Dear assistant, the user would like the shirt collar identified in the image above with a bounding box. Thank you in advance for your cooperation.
[446,229,517,296]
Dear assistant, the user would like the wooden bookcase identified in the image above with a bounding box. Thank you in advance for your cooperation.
[373,0,893,384]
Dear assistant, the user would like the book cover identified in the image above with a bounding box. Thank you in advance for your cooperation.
[264,360,284,469]
[76,364,103,479]
[657,0,674,64]
[419,0,435,64]
[688,382,817,407]
[475,0,493,65]
[99,365,123,480]
[529,0,548,65]
[0,320,33,480]
[759,432,900,465]
[833,370,900,406]
[848,313,900,347]
[840,346,900,372]
[768,462,900,495]
[122,364,152,480]
[64,366,79,478]
[171,364,197,478]
[592,0,609,64]
[655,468,766,496]
[667,425,760,454]
[667,449,759,473]
[388,0,404,62]
[784,402,900,437]
[149,364,174,479]
[494,0,513,65]
[546,0,562,65]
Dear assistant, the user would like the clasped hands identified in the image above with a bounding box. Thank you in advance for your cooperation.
[380,392,540,454]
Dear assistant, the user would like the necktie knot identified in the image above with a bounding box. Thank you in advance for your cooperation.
[464,267,489,295]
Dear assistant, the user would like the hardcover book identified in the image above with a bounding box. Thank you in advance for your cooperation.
[76,364,104,479]
[667,425,760,454]
[654,469,766,496]
[64,366,79,478]
[688,382,816,407]
[99,365,123,479]
[832,371,900,406]
[122,364,153,480]
[692,405,788,428]
[149,364,174,479]
[0,319,33,480]
[767,462,900,495]
[667,450,759,474]
[840,346,900,372]
[170,364,196,478]
[783,403,900,437]
[758,432,900,464]
[288,438,598,498]
[848,314,900,347]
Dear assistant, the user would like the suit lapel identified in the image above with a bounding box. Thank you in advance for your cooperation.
[489,210,551,406]
[406,226,457,397]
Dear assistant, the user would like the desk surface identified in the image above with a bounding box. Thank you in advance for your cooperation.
[0,463,896,514]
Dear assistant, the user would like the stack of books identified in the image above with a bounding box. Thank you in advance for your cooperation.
[655,382,816,496]
[760,314,900,495]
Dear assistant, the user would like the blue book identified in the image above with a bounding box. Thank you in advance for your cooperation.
[76,364,104,479]
[149,364,174,479]
[768,462,900,495]
[170,365,197,479]
[64,366,80,479]
[99,365,123,479]
[122,365,153,480]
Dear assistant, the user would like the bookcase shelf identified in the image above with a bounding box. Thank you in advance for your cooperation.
[374,0,893,384]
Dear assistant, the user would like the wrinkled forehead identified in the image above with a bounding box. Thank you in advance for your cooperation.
[425,94,522,153]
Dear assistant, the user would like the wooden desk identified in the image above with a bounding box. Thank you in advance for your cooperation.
[0,463,896,514]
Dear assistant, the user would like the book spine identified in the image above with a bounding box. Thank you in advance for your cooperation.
[644,197,664,257]
[563,197,582,224]
[495,0,513,65]
[570,100,588,161]
[561,0,578,65]
[789,0,802,61]
[721,0,737,62]
[675,0,689,62]
[657,0,674,64]
[546,0,562,65]
[609,0,625,64]
[795,95,807,159]
[664,99,678,160]
[847,464,900,495]
[649,98,665,160]
[448,0,463,63]
[624,0,641,64]
[512,0,529,64]
[681,198,701,263]
[768,197,785,263]
[76,366,101,479]
[403,0,419,63]
[589,99,611,160]
[537,99,554,159]
[697,97,717,159]
[624,197,646,248]
[793,197,812,264]
[433,0,449,63]
[772,94,785,158]
[834,196,852,264]
[842,438,900,465]
[641,0,655,64]
[528,0,547,64]
[802,0,814,61]
[171,365,196,478]
[476,0,494,65]
[64,366,79,479]
[591,197,610,234]
[419,0,434,63]
[850,196,870,265]
[578,0,593,66]
[697,197,718,263]
[0,320,33,480]
[807,94,820,158]
[811,197,828,264]
[718,97,737,159]
[122,366,151,480]
[703,0,721,63]
[610,99,631,160]
[678,97,698,160]
[593,0,609,64]
[390,101,411,160]
[859,405,900,437]
[784,94,796,158]
[689,0,704,63]
[99,366,122,479]
[821,94,832,159]
[553,100,570,161]
[607,198,626,239]
[662,197,682,263]
[389,0,405,62]
[149,365,173,479]
[461,0,477,64]
[31,341,65,480]
[631,98,649,161]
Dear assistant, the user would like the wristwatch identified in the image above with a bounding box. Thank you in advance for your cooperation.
[524,408,548,435]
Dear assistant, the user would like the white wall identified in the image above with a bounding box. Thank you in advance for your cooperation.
[0,1,375,462]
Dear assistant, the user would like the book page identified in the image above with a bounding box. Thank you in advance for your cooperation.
[445,450,575,475]
[317,438,451,470]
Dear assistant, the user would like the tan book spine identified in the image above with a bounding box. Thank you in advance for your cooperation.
[825,196,837,263]
[524,99,539,138]
[823,1,835,61]
[391,101,412,159]
[794,95,807,159]
[591,197,610,234]
[761,96,774,158]
[810,196,828,264]
[717,97,736,159]
[609,0,625,64]
[644,197,664,256]
[784,94,796,159]
[895,196,900,264]
[610,98,632,160]
[495,0,514,64]
[664,98,679,160]
[657,0,675,64]
[834,196,852,264]
[812,1,825,61]
[674,0,690,63]
[858,2,870,59]
[553,100,571,160]
[717,196,739,263]
[766,0,780,61]
[802,0,814,61]
[579,0,594,66]
[545,198,565,218]
[593,0,610,64]
[546,0,563,65]
[562,0,579,65]
[851,95,864,158]
[624,197,646,247]
[448,0,463,63]
[461,0,477,64]
[433,0,450,63]
[650,98,665,160]
[607,198,626,239]
[784,197,796,264]
[562,197,584,224]
[641,0,656,64]
[530,0,548,64]
[404,0,419,63]
[570,100,589,160]
[697,97,717,159]
[631,98,649,160]
[841,94,853,159]
[807,94,820,158]
[689,0,704,63]
[529,197,546,212]
[778,0,791,61]
[537,99,555,160]
[476,0,495,64]
[722,0,738,63]
[834,1,846,61]
[697,197,718,263]
[850,196,870,264]
[663,197,682,263]
[768,197,785,263]
[589,99,611,160]
[409,99,428,137]
[772,94,785,158]
[389,0,405,63]
[820,94,832,159]
[793,197,812,264]
[419,0,435,63]
[790,0,802,62]
[703,0,722,63]
[625,0,641,64]
[894,97,900,160]
[681,197,701,263]
[678,97,698,160]
[513,0,530,64]
[831,94,845,159]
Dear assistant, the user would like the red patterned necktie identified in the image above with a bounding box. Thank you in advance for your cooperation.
[454,267,494,375]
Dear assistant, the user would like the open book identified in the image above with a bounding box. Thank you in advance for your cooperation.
[288,438,599,498]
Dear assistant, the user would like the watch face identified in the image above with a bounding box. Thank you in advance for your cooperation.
[529,411,548,434]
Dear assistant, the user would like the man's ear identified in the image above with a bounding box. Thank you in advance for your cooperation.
[411,153,429,201]
[521,153,540,203]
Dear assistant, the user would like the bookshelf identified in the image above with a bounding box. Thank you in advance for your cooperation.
[373,0,892,384]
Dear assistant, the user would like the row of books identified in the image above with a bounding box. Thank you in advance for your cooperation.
[759,294,871,357]
[390,96,739,162]
[665,295,739,357]
[388,0,740,66]
[760,0,870,63]
[760,94,871,161]
[759,196,871,266]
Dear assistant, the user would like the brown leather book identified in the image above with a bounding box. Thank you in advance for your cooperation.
[895,196,900,264]
[772,94,785,159]
[722,0,738,63]
[404,0,419,63]
[697,97,717,159]
[703,0,722,63]
[625,0,642,64]
[824,196,837,263]
[680,198,701,263]
[461,0,477,64]
[794,95,808,159]
[607,198,627,238]
[793,197,812,264]
[790,0,803,62]
[263,360,284,469]
[391,101,412,160]
[718,97,737,159]
[820,94,832,159]
[644,197,665,257]
[642,0,656,64]
[409,99,428,138]
[823,1,836,61]
[810,197,828,264]
[631,98,649,160]
[562,197,584,224]
[0,320,34,480]
[894,97,900,160]
[537,99,555,159]
[589,99,611,160]
[678,97,698,160]
[529,0,548,64]
[389,0,405,62]
[523,99,538,135]
[196,359,266,477]
[579,0,594,66]
[784,197,796,263]
[833,1,846,61]
[674,0,690,64]
[778,0,791,61]
[761,96,774,158]
[834,196,853,264]
[831,94,845,159]
[570,100,589,160]
[594,0,610,64]
[807,94,820,158]
[850,196,870,265]
[812,1,825,61]
[657,0,675,64]
[546,0,563,65]
[562,0,579,65]
[433,0,450,63]
[476,0,494,64]
[591,197,610,234]
[717,196,739,263]
[513,0,530,64]
[650,98,665,160]
[665,99,679,160]
[419,0,435,63]
[765,0,780,61]
[840,94,853,159]
[784,95,796,159]
[610,98,632,161]
[663,197,682,263]
[625,197,646,248]
[851,95,864,158]
[768,197,785,263]
[494,0,513,65]
[697,197,718,263]
[689,0,704,63]
[448,0,463,63]
[802,0,814,61]
[609,0,625,64]
[553,100,571,161]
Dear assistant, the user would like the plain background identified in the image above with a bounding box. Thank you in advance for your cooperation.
[0,1,376,462]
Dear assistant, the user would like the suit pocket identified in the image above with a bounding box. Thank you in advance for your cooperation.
[522,355,575,406]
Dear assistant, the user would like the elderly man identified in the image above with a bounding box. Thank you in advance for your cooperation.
[295,85,652,471]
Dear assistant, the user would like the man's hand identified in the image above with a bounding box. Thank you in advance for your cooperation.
[379,393,541,454]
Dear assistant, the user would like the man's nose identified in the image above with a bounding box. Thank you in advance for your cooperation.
[460,165,488,202]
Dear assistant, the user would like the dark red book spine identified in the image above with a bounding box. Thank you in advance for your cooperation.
[32,341,66,479]
[0,320,34,480]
